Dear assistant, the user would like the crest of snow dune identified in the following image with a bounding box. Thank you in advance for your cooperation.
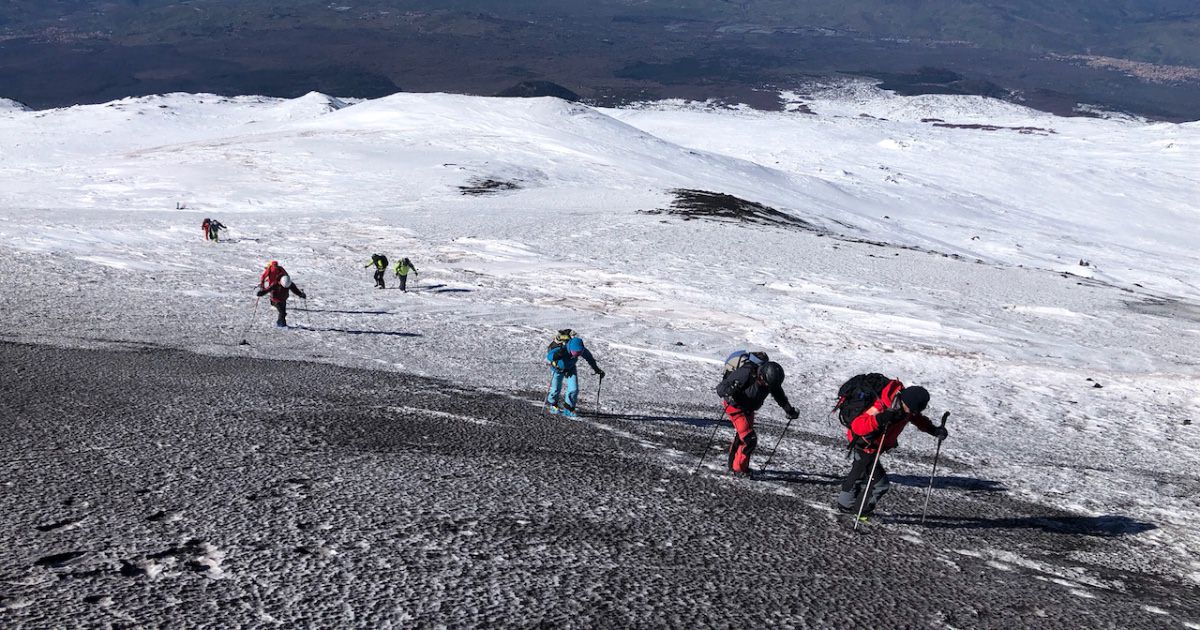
[304,92,600,131]
[263,91,349,121]
[0,98,31,112]
[784,81,1049,126]
[289,92,843,213]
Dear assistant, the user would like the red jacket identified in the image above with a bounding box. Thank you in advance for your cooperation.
[260,263,285,290]
[845,379,935,453]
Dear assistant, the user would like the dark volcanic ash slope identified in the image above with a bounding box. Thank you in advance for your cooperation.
[0,343,1195,627]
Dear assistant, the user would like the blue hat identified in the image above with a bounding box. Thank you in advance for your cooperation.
[566,338,584,355]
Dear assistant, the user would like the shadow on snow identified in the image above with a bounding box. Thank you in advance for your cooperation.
[751,469,842,485]
[584,410,721,428]
[412,284,473,294]
[889,474,1008,492]
[886,513,1157,537]
[293,326,420,337]
[296,308,391,315]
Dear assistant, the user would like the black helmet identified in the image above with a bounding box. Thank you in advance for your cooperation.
[900,386,929,413]
[759,362,785,388]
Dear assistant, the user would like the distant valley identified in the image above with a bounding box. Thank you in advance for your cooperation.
[1,1,1199,119]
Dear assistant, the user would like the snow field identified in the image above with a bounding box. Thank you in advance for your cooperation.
[0,86,1198,592]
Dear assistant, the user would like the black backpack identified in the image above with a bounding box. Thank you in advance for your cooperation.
[833,373,892,428]
[372,254,389,268]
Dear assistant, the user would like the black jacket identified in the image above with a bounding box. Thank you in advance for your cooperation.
[259,282,305,304]
[716,365,791,413]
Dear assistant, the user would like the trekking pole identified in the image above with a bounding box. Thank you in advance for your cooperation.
[920,411,951,524]
[759,415,795,475]
[854,434,887,531]
[692,411,725,475]
[595,374,604,412]
[238,297,260,345]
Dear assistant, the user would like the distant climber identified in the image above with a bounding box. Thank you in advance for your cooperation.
[715,351,799,475]
[835,378,946,515]
[257,261,306,327]
[366,254,389,289]
[202,218,226,242]
[393,257,419,292]
[545,330,604,418]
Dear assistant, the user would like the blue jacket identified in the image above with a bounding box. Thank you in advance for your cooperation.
[547,343,600,375]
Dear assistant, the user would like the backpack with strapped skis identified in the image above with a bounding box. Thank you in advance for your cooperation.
[547,329,575,352]
[833,373,892,428]
[723,350,769,376]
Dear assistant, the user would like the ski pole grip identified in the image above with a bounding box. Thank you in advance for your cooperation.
[938,411,950,428]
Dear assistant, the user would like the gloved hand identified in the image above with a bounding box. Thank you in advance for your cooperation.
[256,289,267,297]
[595,369,605,378]
[933,426,949,441]
[784,405,800,420]
[876,409,902,428]
[296,289,307,299]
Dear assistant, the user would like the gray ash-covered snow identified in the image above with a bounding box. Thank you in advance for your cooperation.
[0,342,1196,627]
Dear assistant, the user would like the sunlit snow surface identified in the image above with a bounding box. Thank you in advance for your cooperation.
[1,86,1198,601]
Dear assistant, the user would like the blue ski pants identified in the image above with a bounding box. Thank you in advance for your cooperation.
[546,369,580,410]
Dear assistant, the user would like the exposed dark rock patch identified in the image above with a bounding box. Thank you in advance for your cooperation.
[646,191,994,264]
[458,178,521,196]
[495,81,581,101]
[1125,297,1200,323]
[930,122,1057,135]
[644,189,823,231]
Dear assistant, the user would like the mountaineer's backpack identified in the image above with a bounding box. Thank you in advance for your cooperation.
[723,350,769,377]
[372,253,389,269]
[833,373,893,428]
[545,329,577,365]
[548,329,575,352]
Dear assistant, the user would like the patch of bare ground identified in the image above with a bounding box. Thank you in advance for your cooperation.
[645,190,990,265]
[643,189,823,231]
[458,178,521,196]
[921,119,1056,135]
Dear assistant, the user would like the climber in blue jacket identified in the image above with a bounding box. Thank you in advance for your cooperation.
[546,336,604,418]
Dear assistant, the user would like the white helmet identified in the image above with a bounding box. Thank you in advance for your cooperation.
[279,275,292,288]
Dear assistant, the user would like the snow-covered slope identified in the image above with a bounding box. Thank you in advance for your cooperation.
[0,97,30,112]
[1,87,1198,606]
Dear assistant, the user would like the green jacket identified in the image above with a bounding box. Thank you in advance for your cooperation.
[394,260,418,276]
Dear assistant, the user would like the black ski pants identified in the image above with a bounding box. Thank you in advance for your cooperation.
[373,269,385,288]
[839,449,891,509]
[273,301,287,326]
